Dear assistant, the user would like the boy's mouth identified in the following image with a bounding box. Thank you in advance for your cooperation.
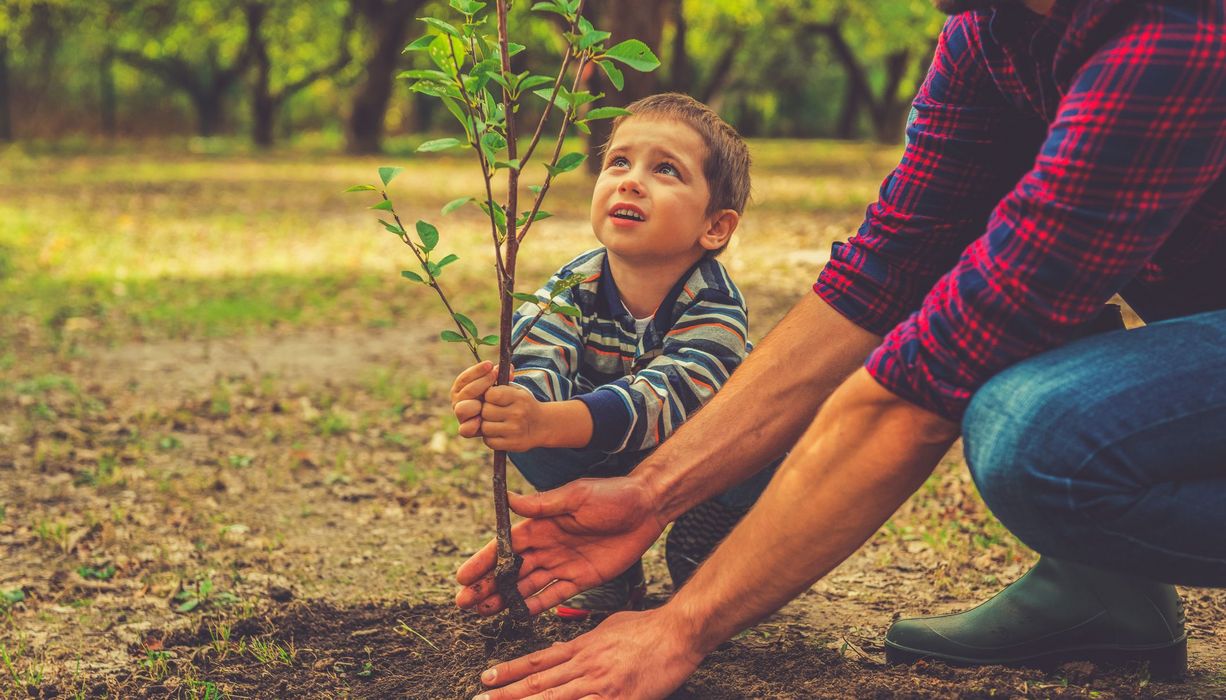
[609,204,646,222]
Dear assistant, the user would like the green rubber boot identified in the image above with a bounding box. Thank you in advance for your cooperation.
[885,558,1187,678]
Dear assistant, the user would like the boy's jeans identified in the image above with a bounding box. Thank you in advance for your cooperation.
[510,446,777,511]
[963,308,1226,587]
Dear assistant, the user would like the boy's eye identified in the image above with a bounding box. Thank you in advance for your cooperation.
[608,156,630,168]
[656,162,680,178]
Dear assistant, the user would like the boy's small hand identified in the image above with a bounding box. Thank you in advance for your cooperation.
[450,361,498,438]
[479,385,547,452]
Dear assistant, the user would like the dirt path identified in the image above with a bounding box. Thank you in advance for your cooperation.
[2,326,1222,698]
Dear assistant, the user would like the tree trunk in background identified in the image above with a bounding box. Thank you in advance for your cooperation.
[346,0,426,154]
[584,0,666,173]
[871,49,910,143]
[0,38,11,141]
[246,2,276,147]
[666,0,691,94]
[100,48,117,138]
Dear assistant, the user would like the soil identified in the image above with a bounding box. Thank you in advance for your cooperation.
[3,324,1224,699]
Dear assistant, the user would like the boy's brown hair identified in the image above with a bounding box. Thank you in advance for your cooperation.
[605,93,752,237]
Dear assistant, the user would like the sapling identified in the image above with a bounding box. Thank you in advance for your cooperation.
[349,0,658,622]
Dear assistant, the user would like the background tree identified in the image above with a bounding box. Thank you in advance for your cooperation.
[113,0,251,137]
[243,0,356,147]
[345,0,429,154]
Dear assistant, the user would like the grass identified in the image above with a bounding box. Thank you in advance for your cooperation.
[0,138,898,356]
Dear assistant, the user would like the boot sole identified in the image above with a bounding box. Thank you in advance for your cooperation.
[884,636,1187,679]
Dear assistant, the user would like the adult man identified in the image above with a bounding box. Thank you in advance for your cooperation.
[456,0,1226,697]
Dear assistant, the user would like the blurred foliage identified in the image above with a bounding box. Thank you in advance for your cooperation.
[0,0,945,144]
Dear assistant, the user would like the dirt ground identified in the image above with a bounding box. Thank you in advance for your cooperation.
[2,321,1223,699]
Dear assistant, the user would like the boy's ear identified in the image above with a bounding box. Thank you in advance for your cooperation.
[699,209,739,252]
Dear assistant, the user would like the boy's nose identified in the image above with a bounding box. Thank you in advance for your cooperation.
[617,176,644,196]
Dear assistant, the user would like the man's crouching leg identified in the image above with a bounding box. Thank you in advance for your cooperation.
[887,309,1226,677]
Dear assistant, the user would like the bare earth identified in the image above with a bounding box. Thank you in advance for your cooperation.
[1,325,1222,698]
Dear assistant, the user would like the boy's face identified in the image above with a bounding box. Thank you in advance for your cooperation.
[590,117,725,266]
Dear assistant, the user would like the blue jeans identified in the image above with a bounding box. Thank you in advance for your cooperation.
[963,309,1226,587]
[510,446,778,511]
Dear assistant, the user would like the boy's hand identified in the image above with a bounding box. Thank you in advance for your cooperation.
[479,385,548,452]
[449,361,498,439]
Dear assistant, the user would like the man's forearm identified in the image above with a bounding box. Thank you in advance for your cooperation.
[633,293,881,522]
[664,369,960,654]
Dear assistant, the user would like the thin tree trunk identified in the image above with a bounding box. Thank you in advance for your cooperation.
[871,49,910,143]
[100,48,117,138]
[245,2,276,147]
[0,37,11,142]
[347,0,425,154]
[666,0,690,94]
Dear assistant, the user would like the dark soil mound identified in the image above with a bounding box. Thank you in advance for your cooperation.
[93,600,1191,699]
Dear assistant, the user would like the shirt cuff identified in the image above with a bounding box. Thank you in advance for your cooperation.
[575,389,633,452]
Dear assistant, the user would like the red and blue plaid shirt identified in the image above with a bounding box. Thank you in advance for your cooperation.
[815,0,1226,421]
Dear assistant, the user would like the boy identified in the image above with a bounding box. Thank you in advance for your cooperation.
[449,93,774,619]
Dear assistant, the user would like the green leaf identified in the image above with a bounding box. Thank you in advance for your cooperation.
[410,81,461,100]
[428,34,468,75]
[479,334,499,346]
[567,90,599,108]
[176,599,200,613]
[530,2,569,18]
[532,87,570,111]
[433,253,460,273]
[494,159,521,171]
[401,270,425,283]
[480,200,508,237]
[517,210,552,226]
[480,131,507,165]
[574,120,592,135]
[379,219,405,235]
[597,60,624,91]
[528,185,544,194]
[577,29,611,51]
[416,221,439,253]
[417,137,463,153]
[379,166,404,187]
[371,199,394,211]
[442,196,474,215]
[402,34,436,53]
[552,304,582,317]
[344,184,377,192]
[398,69,451,81]
[419,17,461,37]
[449,0,485,15]
[518,75,554,93]
[602,39,660,72]
[547,152,586,176]
[505,42,526,57]
[550,272,587,297]
[453,313,479,338]
[440,330,466,343]
[511,292,541,304]
[583,106,632,121]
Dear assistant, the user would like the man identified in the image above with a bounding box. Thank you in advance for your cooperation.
[455,0,1226,697]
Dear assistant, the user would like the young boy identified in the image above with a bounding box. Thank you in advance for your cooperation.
[449,93,775,619]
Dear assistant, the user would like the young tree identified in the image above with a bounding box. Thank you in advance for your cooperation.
[349,0,658,621]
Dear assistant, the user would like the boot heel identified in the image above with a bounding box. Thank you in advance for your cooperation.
[1141,638,1187,680]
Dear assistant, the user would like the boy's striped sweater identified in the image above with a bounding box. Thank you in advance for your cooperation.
[511,248,751,453]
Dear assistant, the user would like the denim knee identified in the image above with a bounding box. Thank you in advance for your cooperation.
[963,362,1081,550]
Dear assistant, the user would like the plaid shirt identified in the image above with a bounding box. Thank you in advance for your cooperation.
[815,0,1226,420]
[512,248,751,453]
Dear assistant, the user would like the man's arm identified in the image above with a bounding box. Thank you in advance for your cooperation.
[474,370,959,699]
[634,292,880,522]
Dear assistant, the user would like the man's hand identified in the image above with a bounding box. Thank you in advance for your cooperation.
[472,608,702,700]
[477,384,548,452]
[456,477,665,616]
[450,361,498,439]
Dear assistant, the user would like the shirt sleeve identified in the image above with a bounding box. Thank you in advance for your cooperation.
[814,14,1045,335]
[509,274,585,403]
[867,7,1226,420]
[578,290,749,453]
